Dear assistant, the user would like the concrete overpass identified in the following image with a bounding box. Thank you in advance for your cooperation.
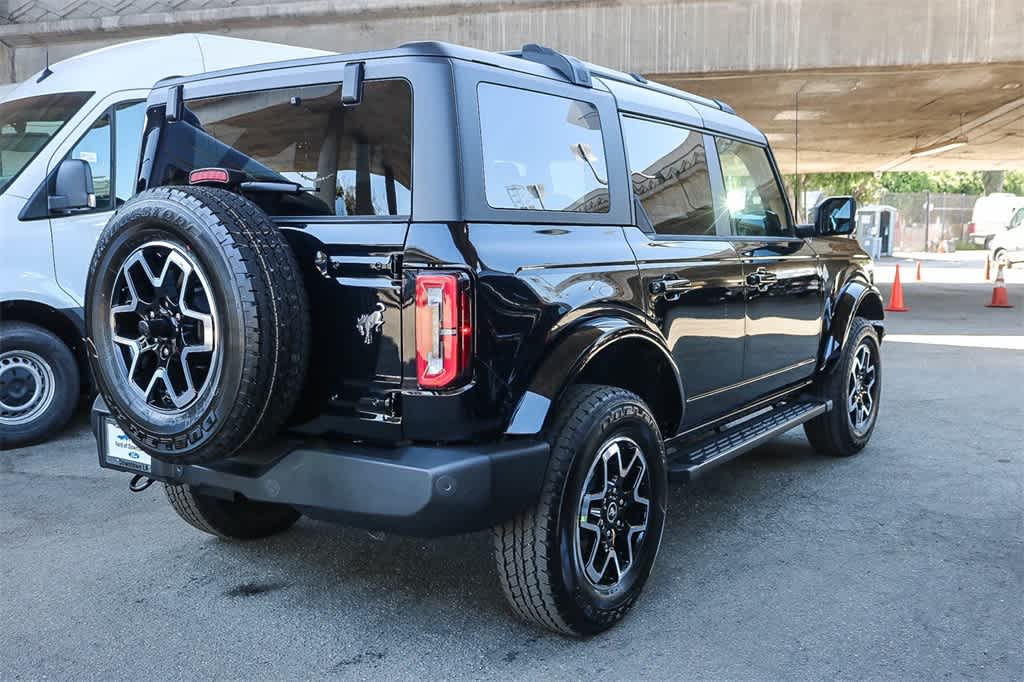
[0,0,1021,172]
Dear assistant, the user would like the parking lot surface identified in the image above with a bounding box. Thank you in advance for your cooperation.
[2,257,1022,680]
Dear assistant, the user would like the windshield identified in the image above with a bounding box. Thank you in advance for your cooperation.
[0,91,92,194]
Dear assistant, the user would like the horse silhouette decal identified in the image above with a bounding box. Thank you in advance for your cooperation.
[355,302,386,345]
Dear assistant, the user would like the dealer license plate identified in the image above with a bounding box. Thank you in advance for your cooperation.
[103,420,152,473]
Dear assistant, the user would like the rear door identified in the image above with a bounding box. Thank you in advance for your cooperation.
[620,115,747,427]
[154,67,416,438]
[712,136,824,401]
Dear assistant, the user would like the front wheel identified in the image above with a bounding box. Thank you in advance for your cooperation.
[993,249,1010,269]
[492,385,668,636]
[804,317,882,457]
[0,322,80,449]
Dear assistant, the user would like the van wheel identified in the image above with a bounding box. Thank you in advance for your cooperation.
[164,483,300,540]
[492,385,668,636]
[993,249,1010,269]
[804,318,882,457]
[0,322,79,449]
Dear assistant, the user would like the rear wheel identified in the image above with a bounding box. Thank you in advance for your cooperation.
[804,317,881,457]
[0,322,79,449]
[993,249,1010,269]
[164,483,300,540]
[492,384,668,636]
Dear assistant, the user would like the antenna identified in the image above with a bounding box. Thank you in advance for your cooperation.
[37,48,53,83]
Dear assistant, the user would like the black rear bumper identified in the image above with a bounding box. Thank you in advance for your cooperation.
[91,398,549,536]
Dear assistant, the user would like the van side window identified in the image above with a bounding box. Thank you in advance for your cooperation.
[621,115,715,236]
[162,80,412,217]
[114,101,146,205]
[478,83,609,213]
[714,137,792,237]
[66,112,112,211]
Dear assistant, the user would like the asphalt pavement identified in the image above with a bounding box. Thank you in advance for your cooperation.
[2,256,1022,680]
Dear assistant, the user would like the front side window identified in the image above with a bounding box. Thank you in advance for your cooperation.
[159,80,412,217]
[61,100,146,213]
[66,112,112,210]
[479,83,609,213]
[715,138,792,236]
[622,115,715,236]
[0,91,92,194]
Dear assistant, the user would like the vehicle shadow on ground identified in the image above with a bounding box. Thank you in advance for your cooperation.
[206,433,835,639]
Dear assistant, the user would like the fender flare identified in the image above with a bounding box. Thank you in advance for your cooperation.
[505,314,685,436]
[818,277,885,373]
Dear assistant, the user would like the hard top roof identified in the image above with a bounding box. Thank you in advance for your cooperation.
[156,40,765,144]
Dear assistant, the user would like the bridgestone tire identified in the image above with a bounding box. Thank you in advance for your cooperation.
[804,317,882,457]
[0,322,80,449]
[164,483,300,540]
[85,186,310,464]
[492,384,668,636]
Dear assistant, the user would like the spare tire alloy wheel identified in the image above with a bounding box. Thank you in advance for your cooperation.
[86,186,310,464]
[110,241,219,412]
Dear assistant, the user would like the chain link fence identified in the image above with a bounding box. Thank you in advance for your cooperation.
[879,192,979,252]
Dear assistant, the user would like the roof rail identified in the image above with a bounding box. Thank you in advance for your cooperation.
[502,43,728,114]
[506,43,592,87]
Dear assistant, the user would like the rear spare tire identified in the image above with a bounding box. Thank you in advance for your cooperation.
[85,186,309,464]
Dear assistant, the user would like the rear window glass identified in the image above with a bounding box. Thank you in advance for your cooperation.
[478,83,609,213]
[156,80,412,217]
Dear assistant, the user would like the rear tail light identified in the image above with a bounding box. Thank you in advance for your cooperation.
[968,222,976,234]
[415,272,472,389]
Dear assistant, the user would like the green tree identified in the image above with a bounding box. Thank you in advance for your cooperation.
[1003,171,1024,195]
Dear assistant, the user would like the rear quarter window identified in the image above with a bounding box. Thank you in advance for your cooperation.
[478,83,609,213]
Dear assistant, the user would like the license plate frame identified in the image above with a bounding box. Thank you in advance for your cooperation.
[101,420,152,474]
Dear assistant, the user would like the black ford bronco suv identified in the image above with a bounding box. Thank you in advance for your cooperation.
[85,42,884,636]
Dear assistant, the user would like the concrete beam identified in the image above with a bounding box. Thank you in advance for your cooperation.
[0,0,1021,74]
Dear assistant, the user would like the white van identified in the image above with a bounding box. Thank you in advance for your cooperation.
[967,193,1024,247]
[0,34,328,448]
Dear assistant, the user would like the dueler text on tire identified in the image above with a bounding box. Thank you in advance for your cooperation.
[493,384,668,636]
[164,483,300,540]
[804,317,882,457]
[85,186,310,464]
[0,321,80,449]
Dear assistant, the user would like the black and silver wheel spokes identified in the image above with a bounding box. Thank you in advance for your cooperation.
[847,342,878,436]
[575,436,651,588]
[109,242,218,411]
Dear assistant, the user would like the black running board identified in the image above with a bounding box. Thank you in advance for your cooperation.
[667,400,831,481]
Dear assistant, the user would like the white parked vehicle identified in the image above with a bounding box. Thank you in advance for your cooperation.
[990,207,1024,269]
[0,34,328,448]
[967,192,1024,248]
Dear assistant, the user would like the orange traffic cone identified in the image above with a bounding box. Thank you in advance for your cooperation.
[984,256,991,281]
[885,264,910,312]
[915,260,922,281]
[985,263,1013,308]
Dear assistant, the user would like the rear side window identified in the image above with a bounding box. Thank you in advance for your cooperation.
[715,138,792,236]
[159,80,412,217]
[621,115,715,236]
[478,83,609,213]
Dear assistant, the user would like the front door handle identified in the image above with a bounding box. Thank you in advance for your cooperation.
[650,276,693,301]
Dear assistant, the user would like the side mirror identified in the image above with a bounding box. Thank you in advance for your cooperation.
[814,195,856,236]
[48,159,95,214]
